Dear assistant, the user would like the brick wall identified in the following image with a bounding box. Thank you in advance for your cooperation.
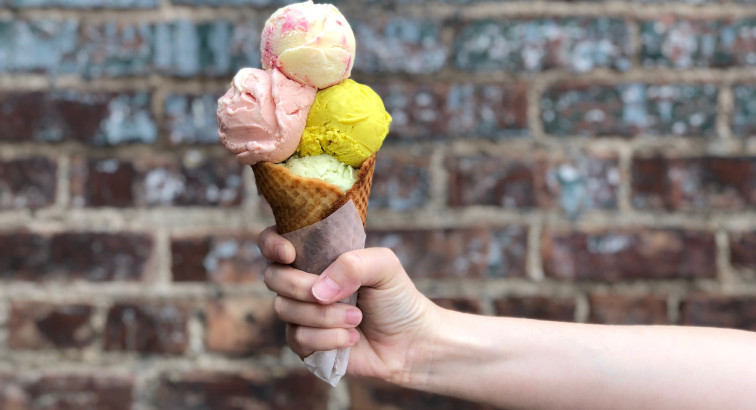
[1,0,755,408]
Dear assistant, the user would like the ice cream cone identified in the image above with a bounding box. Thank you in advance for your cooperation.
[252,153,376,234]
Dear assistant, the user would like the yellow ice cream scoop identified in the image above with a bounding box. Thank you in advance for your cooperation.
[297,79,391,168]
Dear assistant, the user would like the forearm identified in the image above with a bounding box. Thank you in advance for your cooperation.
[406,309,756,409]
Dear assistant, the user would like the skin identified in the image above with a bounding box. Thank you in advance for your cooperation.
[260,226,756,410]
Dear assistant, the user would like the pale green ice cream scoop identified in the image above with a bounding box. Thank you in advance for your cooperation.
[283,154,357,193]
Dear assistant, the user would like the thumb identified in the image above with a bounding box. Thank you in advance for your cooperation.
[311,248,402,304]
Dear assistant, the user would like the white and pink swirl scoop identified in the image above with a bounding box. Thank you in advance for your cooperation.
[261,0,356,89]
[216,67,317,165]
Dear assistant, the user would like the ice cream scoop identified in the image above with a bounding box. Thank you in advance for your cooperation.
[298,79,391,168]
[261,0,355,89]
[217,67,317,165]
[283,154,357,192]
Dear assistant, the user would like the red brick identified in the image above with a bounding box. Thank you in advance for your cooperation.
[447,154,540,209]
[494,297,576,322]
[681,296,756,331]
[135,156,243,207]
[104,302,189,354]
[542,229,716,281]
[8,302,95,349]
[0,374,133,410]
[0,157,56,209]
[366,226,527,279]
[153,371,329,410]
[730,231,756,269]
[0,232,153,281]
[589,294,669,325]
[632,157,756,210]
[350,377,497,410]
[70,158,135,207]
[171,233,265,283]
[370,151,431,211]
[545,153,620,215]
[432,298,483,314]
[204,297,285,355]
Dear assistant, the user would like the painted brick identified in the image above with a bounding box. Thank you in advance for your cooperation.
[105,302,190,354]
[0,91,156,144]
[350,378,497,410]
[0,374,133,410]
[365,226,527,278]
[135,156,244,207]
[371,81,527,141]
[204,297,285,355]
[432,298,483,314]
[542,83,718,137]
[494,297,576,321]
[8,302,95,349]
[165,93,222,145]
[681,296,756,331]
[70,158,135,207]
[545,153,620,218]
[588,294,669,324]
[542,229,717,281]
[370,151,431,211]
[352,17,447,74]
[446,154,540,208]
[9,0,157,8]
[733,84,756,137]
[171,233,265,282]
[632,157,756,211]
[455,18,632,73]
[0,19,259,77]
[0,232,153,281]
[153,371,329,410]
[0,157,56,209]
[730,231,756,270]
[640,17,756,69]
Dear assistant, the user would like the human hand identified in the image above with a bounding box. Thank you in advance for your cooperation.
[259,226,442,384]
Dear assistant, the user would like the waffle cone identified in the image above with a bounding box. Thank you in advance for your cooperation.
[252,154,376,234]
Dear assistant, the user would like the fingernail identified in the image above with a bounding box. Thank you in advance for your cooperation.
[348,329,360,345]
[275,244,290,262]
[345,309,362,326]
[312,276,341,302]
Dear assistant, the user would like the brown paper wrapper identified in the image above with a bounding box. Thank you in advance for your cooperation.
[281,200,365,386]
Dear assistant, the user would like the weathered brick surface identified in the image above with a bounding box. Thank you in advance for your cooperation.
[70,158,135,207]
[446,154,540,209]
[681,296,756,331]
[350,378,497,410]
[640,18,756,69]
[9,0,157,8]
[0,232,153,281]
[455,18,632,73]
[105,302,189,354]
[153,371,329,410]
[432,298,483,314]
[371,81,527,141]
[0,374,134,410]
[0,157,57,209]
[733,84,756,137]
[494,296,576,322]
[165,93,222,145]
[204,297,285,355]
[0,91,156,144]
[730,231,756,270]
[542,229,716,280]
[366,226,527,278]
[542,83,718,137]
[8,302,95,349]
[589,294,669,324]
[171,233,265,282]
[370,151,431,211]
[545,153,620,217]
[632,157,756,211]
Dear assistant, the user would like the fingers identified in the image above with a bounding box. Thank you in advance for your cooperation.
[264,264,318,303]
[274,295,362,329]
[312,247,404,304]
[286,324,360,358]
[258,226,295,264]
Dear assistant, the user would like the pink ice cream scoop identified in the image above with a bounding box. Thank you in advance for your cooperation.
[261,0,355,89]
[217,67,317,165]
